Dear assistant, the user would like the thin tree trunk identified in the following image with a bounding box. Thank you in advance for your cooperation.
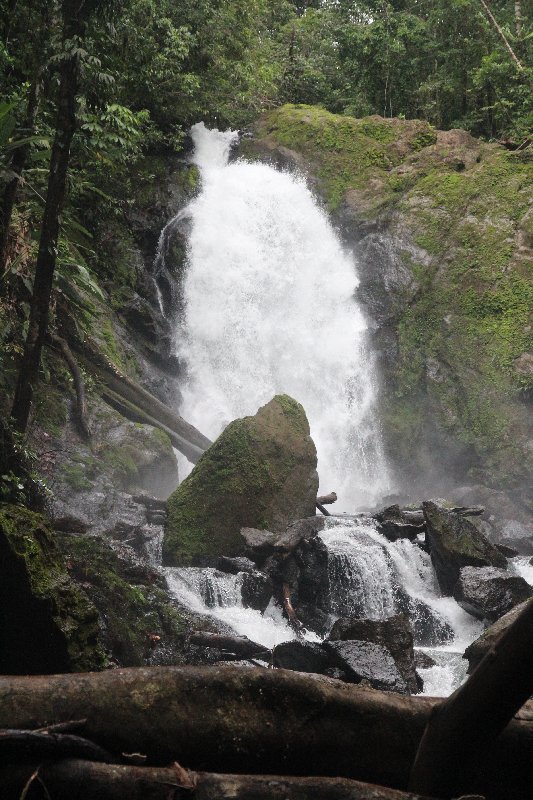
[0,75,42,268]
[515,0,522,36]
[49,333,91,440]
[10,1,85,433]
[479,0,525,71]
[409,598,533,798]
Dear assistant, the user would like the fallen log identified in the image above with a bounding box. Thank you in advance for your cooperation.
[0,728,114,763]
[73,336,211,462]
[0,666,531,798]
[409,597,533,798]
[189,631,270,658]
[317,492,338,505]
[0,760,442,800]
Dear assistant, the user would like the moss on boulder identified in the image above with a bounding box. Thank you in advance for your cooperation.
[163,395,318,566]
[0,504,106,674]
[423,501,507,595]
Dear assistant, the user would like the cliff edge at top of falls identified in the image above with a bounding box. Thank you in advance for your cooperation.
[242,104,532,510]
[163,395,319,566]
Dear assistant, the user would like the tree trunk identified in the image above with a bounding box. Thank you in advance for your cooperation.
[478,0,525,71]
[0,666,531,798]
[10,1,87,433]
[49,333,91,440]
[74,335,211,462]
[409,598,533,798]
[515,0,522,36]
[0,760,440,800]
[0,75,42,268]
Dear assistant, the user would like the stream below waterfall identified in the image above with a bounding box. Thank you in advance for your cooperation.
[153,124,533,697]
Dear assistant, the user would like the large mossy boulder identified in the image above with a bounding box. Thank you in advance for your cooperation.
[0,504,105,674]
[423,501,506,594]
[163,395,318,566]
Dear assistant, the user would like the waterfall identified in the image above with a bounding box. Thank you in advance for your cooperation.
[174,121,391,511]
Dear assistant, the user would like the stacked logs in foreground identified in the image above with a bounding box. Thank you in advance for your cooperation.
[0,664,532,800]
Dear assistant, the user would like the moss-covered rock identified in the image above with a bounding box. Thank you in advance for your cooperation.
[57,534,187,667]
[163,395,318,566]
[423,501,507,595]
[0,504,106,674]
[247,105,533,498]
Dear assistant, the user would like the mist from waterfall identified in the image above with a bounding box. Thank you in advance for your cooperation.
[174,122,391,510]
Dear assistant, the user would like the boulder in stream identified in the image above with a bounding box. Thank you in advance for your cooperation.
[328,614,419,694]
[163,395,318,565]
[453,566,532,622]
[463,599,532,673]
[374,505,425,541]
[423,501,506,595]
[323,639,408,693]
[273,640,330,674]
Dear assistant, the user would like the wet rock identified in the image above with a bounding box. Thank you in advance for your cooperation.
[295,602,332,637]
[164,395,319,565]
[0,505,105,674]
[217,556,257,575]
[328,614,419,694]
[273,640,330,674]
[415,650,437,669]
[323,640,408,693]
[240,527,278,562]
[497,544,519,558]
[374,505,425,541]
[395,587,454,646]
[463,599,531,673]
[241,570,274,612]
[293,534,329,610]
[423,501,506,595]
[453,566,532,622]
[274,516,326,551]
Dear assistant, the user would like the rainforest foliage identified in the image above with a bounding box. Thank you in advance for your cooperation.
[0,0,531,440]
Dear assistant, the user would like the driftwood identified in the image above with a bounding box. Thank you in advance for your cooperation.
[317,492,338,505]
[189,631,270,658]
[74,336,211,463]
[0,666,531,798]
[409,597,533,798]
[282,582,304,633]
[316,490,337,516]
[0,760,440,800]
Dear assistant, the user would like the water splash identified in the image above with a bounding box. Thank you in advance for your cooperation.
[174,122,391,511]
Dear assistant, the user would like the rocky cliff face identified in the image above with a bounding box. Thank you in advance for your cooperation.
[242,105,532,520]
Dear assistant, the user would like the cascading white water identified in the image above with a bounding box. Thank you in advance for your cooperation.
[318,517,485,696]
[174,122,390,510]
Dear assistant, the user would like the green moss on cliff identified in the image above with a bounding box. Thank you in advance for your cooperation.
[255,104,436,210]
[253,105,532,489]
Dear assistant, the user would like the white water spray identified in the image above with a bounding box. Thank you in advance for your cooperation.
[175,122,390,510]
